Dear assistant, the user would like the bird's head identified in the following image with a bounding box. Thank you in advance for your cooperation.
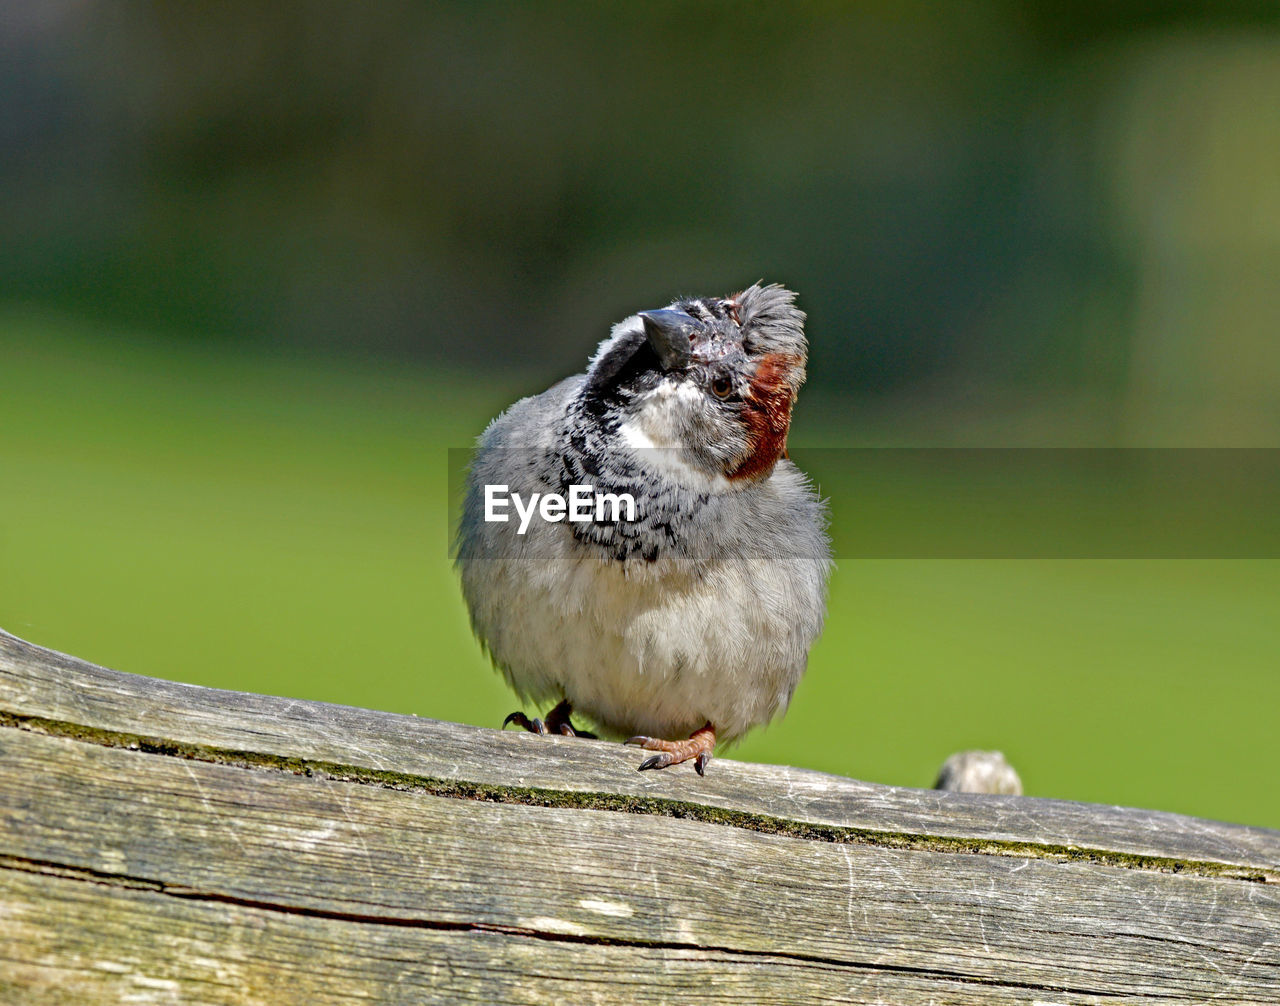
[580,283,808,488]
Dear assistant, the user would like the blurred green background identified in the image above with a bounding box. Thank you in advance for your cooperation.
[2,3,1277,828]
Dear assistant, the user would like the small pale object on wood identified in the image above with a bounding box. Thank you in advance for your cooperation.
[934,750,1023,795]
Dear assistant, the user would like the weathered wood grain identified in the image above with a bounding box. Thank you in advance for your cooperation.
[2,630,1276,874]
[4,726,1279,1002]
[3,868,1149,1006]
[1,627,1278,1003]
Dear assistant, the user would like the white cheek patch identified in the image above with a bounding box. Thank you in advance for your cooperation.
[623,379,699,446]
[619,379,731,493]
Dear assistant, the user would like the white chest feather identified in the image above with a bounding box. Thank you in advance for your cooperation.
[616,379,733,495]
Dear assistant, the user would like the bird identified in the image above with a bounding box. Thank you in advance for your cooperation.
[454,283,830,774]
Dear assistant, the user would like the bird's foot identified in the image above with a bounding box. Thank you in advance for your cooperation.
[625,723,715,775]
[502,700,597,738]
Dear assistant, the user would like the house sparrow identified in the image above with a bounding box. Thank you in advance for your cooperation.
[455,283,830,773]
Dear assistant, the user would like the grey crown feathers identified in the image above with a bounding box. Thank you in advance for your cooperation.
[455,283,831,773]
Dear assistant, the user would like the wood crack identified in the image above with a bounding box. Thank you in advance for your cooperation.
[0,853,1158,999]
[1,708,1274,886]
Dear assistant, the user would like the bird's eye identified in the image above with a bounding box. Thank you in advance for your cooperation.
[710,376,733,399]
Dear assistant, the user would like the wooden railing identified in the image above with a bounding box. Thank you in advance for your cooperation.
[1,628,1276,1003]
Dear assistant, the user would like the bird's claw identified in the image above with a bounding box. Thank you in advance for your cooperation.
[625,723,716,774]
[504,702,596,738]
[502,712,546,734]
[636,749,711,773]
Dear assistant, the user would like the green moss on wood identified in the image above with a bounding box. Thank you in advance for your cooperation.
[0,708,1271,885]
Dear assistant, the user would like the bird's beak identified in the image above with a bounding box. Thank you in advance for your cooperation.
[639,309,699,371]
